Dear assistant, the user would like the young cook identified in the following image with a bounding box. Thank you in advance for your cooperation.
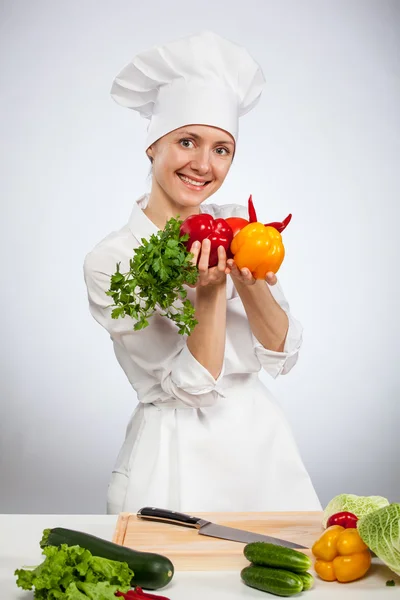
[84,31,322,513]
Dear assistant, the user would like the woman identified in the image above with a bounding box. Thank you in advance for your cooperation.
[84,31,321,513]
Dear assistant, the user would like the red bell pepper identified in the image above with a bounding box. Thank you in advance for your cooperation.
[326,511,358,529]
[180,213,233,267]
[224,217,249,237]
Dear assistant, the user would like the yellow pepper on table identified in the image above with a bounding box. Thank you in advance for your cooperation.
[312,525,371,583]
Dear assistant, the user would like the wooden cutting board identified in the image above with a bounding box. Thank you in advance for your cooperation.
[112,511,323,570]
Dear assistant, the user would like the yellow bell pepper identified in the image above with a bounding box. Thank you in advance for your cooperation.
[312,526,371,583]
[230,222,285,278]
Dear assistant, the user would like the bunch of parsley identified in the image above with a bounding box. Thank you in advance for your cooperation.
[106,217,199,336]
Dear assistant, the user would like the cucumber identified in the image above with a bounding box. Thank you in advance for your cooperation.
[244,542,311,573]
[298,572,314,590]
[40,527,174,590]
[241,565,304,597]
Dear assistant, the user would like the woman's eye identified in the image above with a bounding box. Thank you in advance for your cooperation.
[180,139,194,148]
[215,147,230,156]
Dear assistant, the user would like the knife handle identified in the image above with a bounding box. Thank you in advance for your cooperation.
[137,507,205,528]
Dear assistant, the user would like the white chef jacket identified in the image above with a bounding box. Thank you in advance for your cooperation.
[84,195,321,513]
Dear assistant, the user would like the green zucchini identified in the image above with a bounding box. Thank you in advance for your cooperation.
[298,572,314,590]
[40,527,174,590]
[244,542,311,573]
[241,565,304,597]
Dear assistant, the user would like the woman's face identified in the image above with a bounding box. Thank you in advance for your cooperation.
[147,125,235,209]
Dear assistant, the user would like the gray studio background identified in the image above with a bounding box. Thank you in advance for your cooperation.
[1,0,399,513]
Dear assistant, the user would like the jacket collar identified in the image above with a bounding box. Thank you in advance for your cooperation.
[128,194,159,243]
[128,194,213,243]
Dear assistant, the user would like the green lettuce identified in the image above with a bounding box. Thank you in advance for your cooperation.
[358,503,400,577]
[65,581,125,599]
[322,493,389,527]
[15,543,132,599]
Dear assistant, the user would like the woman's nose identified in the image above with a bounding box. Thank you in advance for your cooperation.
[190,150,211,175]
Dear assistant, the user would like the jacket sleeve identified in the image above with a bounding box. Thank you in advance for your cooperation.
[252,280,303,379]
[218,203,303,379]
[83,251,225,408]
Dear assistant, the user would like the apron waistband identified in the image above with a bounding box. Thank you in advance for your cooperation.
[146,373,260,410]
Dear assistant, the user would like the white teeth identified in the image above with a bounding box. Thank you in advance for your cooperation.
[179,174,207,186]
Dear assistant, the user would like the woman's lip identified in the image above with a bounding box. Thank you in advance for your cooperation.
[177,173,211,183]
[177,174,211,190]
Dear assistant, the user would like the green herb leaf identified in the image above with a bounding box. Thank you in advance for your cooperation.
[107,217,198,335]
[111,307,125,319]
[386,580,396,586]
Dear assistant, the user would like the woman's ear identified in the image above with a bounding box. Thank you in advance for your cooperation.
[146,145,154,163]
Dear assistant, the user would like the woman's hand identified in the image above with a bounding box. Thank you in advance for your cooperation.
[226,258,278,286]
[187,239,227,378]
[189,239,227,288]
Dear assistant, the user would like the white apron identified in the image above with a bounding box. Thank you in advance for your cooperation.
[106,375,321,513]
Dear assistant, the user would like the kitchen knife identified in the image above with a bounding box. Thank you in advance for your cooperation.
[137,507,308,550]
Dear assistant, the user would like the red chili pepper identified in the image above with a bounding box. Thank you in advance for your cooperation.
[265,213,292,233]
[248,194,292,233]
[248,194,258,223]
[134,588,170,600]
[115,591,146,599]
[326,511,359,529]
[180,213,233,267]
[115,588,170,600]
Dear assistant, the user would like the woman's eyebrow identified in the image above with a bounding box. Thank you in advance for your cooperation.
[176,130,234,146]
[175,130,201,140]
[216,139,235,146]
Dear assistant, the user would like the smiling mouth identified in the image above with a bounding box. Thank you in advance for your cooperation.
[177,173,211,188]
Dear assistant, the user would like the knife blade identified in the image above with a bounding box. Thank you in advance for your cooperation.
[137,507,308,549]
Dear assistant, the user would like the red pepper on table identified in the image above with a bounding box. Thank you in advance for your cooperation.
[180,213,233,266]
[115,591,135,599]
[115,588,170,600]
[326,511,359,529]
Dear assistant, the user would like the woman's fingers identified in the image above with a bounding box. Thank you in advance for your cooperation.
[228,259,248,278]
[225,258,278,286]
[226,258,256,285]
[198,239,211,274]
[190,241,201,266]
[266,271,278,285]
[217,245,227,273]
[227,258,239,274]
[190,241,230,287]
[240,267,254,282]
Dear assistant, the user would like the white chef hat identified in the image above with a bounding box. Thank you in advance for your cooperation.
[110,31,265,150]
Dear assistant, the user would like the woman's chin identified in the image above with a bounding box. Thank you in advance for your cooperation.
[172,187,210,207]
